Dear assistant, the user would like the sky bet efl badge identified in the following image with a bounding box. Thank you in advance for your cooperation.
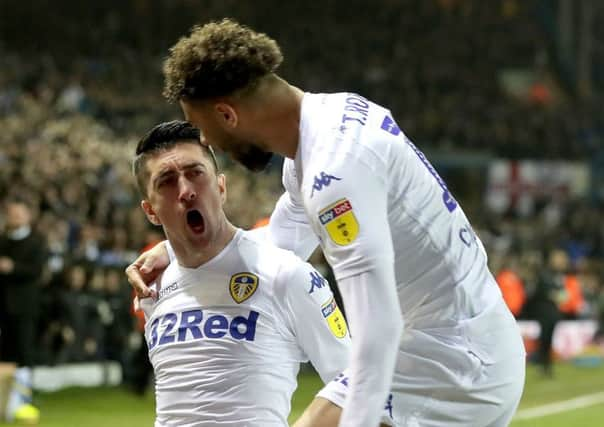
[318,198,359,245]
[321,298,347,338]
[229,273,259,304]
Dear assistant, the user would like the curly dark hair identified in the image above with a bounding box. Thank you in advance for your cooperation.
[163,18,283,102]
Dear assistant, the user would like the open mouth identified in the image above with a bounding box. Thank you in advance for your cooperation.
[186,209,205,234]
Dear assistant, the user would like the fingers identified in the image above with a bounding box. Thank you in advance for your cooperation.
[125,242,170,299]
[140,253,157,274]
[125,263,155,299]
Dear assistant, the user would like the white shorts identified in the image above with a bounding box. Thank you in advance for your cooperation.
[317,303,526,427]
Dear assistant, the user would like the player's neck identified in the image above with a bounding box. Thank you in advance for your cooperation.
[172,221,237,268]
[255,78,303,160]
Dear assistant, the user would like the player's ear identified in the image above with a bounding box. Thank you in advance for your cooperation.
[141,200,162,226]
[214,102,238,129]
[217,173,227,205]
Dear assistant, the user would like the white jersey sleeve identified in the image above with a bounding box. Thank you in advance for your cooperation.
[304,153,403,427]
[266,159,319,261]
[305,153,395,279]
[337,270,402,427]
[272,259,350,384]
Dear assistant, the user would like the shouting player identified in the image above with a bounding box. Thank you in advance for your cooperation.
[128,20,526,427]
[133,121,392,426]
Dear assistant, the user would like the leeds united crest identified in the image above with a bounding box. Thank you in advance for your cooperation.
[229,273,259,303]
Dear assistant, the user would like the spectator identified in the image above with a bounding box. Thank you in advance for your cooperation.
[0,199,47,366]
[103,267,133,368]
[526,248,568,377]
[0,199,47,419]
[495,254,527,318]
[56,263,104,363]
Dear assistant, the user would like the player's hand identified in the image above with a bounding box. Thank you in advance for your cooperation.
[125,242,170,299]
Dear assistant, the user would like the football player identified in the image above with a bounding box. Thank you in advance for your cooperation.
[133,121,391,426]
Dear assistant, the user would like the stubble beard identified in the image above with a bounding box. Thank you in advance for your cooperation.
[235,144,273,172]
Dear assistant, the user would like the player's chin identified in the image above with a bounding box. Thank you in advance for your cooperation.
[184,227,210,247]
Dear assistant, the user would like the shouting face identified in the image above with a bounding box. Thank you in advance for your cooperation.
[141,142,229,254]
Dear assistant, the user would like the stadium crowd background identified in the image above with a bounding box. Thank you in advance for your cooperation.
[0,0,603,377]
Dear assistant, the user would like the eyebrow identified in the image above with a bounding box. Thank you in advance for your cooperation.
[152,162,206,188]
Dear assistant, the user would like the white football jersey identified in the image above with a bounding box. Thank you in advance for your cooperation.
[140,229,350,427]
[286,92,503,333]
[271,93,525,424]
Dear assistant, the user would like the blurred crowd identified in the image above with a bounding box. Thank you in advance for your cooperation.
[476,200,604,372]
[0,0,603,370]
[0,92,282,369]
[2,0,603,158]
[475,200,604,322]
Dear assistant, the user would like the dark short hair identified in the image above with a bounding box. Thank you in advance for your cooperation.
[4,196,31,208]
[163,18,283,102]
[133,120,218,197]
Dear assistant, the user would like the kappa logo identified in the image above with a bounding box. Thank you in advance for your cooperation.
[310,172,341,198]
[318,199,359,246]
[321,298,347,338]
[308,271,326,294]
[229,273,259,304]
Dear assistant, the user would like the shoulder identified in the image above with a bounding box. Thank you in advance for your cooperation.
[308,97,399,170]
[239,231,328,299]
[237,230,301,277]
[272,255,334,309]
[237,231,315,306]
[302,146,387,217]
[238,229,298,258]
